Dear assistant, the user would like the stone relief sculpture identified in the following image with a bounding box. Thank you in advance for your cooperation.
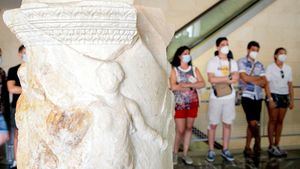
[3,0,175,168]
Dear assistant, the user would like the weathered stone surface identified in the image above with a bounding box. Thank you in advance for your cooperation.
[4,0,175,169]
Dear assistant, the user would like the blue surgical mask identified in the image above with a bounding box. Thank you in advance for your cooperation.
[182,55,191,63]
[22,54,28,62]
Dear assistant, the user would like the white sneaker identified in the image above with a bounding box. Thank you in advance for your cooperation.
[182,155,193,165]
[268,146,282,157]
[277,146,288,156]
[173,153,178,165]
[10,160,17,168]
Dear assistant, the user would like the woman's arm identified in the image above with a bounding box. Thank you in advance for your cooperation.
[265,80,276,109]
[182,68,206,89]
[288,81,294,109]
[169,68,189,91]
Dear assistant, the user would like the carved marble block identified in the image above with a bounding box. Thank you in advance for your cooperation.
[3,0,175,169]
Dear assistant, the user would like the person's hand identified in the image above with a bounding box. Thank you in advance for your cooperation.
[268,99,277,109]
[289,101,294,110]
[180,83,191,89]
[226,78,233,84]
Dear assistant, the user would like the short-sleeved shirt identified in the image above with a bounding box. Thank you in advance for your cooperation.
[266,63,292,95]
[206,56,238,100]
[7,64,21,108]
[238,57,265,100]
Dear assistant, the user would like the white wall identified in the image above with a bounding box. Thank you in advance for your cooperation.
[193,0,300,86]
[135,0,218,29]
[0,9,22,73]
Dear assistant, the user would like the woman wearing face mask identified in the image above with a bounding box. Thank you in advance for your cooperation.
[237,41,267,157]
[206,37,239,162]
[170,46,205,165]
[265,47,294,157]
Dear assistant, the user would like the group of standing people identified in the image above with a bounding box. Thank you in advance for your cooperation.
[0,45,26,169]
[170,37,294,165]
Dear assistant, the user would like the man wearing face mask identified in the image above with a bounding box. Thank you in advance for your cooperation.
[238,41,266,157]
[265,47,294,157]
[0,48,10,148]
[7,45,26,168]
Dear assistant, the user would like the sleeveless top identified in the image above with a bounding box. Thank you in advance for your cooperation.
[173,66,199,110]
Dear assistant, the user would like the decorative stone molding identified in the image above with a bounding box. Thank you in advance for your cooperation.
[3,0,175,169]
[4,1,137,46]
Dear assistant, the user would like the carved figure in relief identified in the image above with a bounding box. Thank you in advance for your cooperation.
[87,61,168,169]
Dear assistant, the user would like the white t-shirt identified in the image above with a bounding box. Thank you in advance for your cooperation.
[206,56,238,99]
[266,63,292,95]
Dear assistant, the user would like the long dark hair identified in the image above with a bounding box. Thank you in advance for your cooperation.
[170,46,192,67]
[214,37,233,60]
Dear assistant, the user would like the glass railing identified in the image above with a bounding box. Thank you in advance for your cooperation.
[193,86,300,142]
[167,0,259,61]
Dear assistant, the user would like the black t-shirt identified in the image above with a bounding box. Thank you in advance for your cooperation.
[7,64,21,108]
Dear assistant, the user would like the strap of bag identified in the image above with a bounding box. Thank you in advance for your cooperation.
[228,59,232,76]
[249,62,256,76]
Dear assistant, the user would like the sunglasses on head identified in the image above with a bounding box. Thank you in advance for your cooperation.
[280,70,284,79]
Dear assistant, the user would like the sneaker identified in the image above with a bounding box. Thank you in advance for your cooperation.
[206,150,216,162]
[182,155,193,165]
[277,146,288,157]
[173,153,178,165]
[243,147,254,157]
[221,149,235,161]
[253,143,262,155]
[268,146,282,157]
[10,160,17,168]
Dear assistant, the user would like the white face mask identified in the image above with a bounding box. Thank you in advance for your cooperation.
[278,54,287,62]
[220,46,229,55]
[182,55,191,63]
[22,54,28,62]
[249,51,258,60]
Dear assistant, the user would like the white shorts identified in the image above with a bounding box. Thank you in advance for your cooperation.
[207,97,236,125]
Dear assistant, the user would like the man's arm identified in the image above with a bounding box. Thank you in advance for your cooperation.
[7,80,22,94]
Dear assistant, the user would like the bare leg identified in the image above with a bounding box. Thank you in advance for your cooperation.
[223,123,231,150]
[268,108,279,148]
[245,126,252,149]
[275,108,287,146]
[174,119,186,154]
[183,118,195,156]
[0,133,9,146]
[208,124,217,151]
[14,129,18,161]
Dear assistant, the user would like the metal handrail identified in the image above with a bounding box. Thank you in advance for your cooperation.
[167,0,260,59]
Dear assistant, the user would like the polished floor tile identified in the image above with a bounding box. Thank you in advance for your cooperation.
[174,149,300,169]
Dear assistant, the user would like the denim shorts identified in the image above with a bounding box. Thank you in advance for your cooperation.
[0,114,8,133]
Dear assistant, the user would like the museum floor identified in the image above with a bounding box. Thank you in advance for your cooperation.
[0,144,299,169]
[174,148,300,169]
